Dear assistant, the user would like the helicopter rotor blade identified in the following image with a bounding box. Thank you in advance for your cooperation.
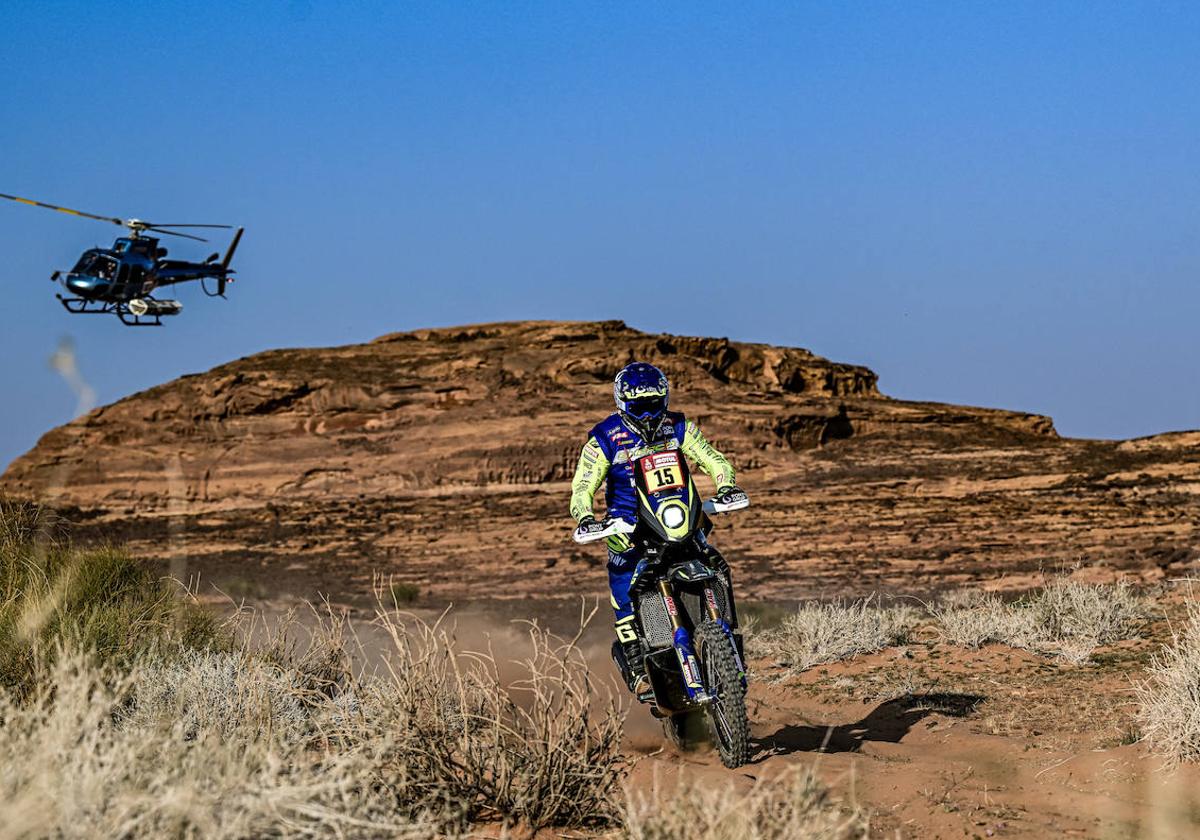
[1,192,235,243]
[141,223,234,229]
[145,227,209,242]
[0,192,125,226]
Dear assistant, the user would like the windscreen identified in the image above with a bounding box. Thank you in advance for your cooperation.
[70,252,117,280]
[70,252,99,274]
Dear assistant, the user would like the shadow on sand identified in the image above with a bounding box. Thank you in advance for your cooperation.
[754,693,983,760]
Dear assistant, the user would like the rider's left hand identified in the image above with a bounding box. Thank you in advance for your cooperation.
[716,485,748,506]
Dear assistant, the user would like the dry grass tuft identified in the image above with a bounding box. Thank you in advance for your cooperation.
[622,765,868,839]
[933,579,1147,663]
[752,596,919,677]
[1134,601,1200,766]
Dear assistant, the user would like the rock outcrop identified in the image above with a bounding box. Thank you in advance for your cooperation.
[2,320,1195,603]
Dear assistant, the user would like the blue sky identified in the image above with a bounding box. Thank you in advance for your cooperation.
[1,2,1197,470]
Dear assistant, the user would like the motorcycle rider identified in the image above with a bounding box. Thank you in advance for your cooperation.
[570,361,747,693]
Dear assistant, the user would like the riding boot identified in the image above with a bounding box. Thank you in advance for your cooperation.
[620,637,650,695]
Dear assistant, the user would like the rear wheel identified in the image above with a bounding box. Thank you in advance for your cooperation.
[695,620,750,768]
[661,709,707,751]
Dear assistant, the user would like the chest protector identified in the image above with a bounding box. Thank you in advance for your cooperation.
[590,410,689,523]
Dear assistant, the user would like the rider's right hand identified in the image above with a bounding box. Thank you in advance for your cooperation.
[574,515,608,543]
[573,513,635,544]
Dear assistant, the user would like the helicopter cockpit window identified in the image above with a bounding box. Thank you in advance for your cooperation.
[70,252,98,274]
[92,257,117,281]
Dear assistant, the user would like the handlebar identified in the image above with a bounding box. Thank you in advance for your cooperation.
[573,493,750,543]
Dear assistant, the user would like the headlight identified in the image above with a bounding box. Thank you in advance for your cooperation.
[661,505,685,529]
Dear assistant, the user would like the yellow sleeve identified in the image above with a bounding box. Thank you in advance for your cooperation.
[681,420,735,491]
[569,436,610,522]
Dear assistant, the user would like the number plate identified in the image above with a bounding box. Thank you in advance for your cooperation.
[639,451,683,492]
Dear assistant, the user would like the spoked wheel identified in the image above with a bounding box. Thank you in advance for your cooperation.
[695,620,750,768]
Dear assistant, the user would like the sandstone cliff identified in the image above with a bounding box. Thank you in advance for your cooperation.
[2,320,1194,602]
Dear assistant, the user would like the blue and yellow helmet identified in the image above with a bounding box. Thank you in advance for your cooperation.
[614,362,669,434]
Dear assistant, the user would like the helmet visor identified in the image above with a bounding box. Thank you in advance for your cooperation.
[625,396,665,421]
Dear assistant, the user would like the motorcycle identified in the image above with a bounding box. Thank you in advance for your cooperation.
[573,444,751,768]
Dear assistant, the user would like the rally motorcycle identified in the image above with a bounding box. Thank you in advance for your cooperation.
[573,444,751,768]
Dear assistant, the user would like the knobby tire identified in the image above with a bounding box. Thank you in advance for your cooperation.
[695,619,750,768]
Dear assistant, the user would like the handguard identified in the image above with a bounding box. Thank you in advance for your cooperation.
[702,489,750,515]
[573,516,637,544]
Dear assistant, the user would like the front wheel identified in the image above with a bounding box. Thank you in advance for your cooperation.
[695,620,750,768]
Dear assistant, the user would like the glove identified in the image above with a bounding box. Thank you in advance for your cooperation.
[574,513,636,544]
[716,485,748,506]
[574,515,609,542]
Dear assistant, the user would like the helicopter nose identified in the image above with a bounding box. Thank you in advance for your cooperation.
[65,275,108,298]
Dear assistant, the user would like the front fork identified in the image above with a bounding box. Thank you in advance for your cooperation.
[659,580,750,702]
[659,580,707,702]
[703,584,748,690]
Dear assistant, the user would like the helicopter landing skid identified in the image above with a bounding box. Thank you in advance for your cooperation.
[56,295,165,327]
[115,308,166,327]
[57,295,116,315]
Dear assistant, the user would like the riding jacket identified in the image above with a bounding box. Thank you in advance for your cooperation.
[569,410,736,539]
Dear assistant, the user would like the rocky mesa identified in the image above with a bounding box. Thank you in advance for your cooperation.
[2,320,1196,603]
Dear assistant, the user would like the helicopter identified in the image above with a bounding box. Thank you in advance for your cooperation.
[2,192,243,327]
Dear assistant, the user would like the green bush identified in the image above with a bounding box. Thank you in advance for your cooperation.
[0,499,222,697]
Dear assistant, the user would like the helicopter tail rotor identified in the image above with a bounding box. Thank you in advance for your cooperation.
[218,227,244,296]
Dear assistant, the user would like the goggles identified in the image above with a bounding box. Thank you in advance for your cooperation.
[625,396,665,420]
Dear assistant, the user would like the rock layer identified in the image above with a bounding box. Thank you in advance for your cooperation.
[2,320,1195,602]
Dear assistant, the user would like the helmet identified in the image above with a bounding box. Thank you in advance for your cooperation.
[614,362,669,437]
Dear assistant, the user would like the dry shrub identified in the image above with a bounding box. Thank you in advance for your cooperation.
[752,596,919,676]
[0,654,435,839]
[622,765,867,839]
[120,648,320,742]
[0,599,625,837]
[1022,578,1145,646]
[933,592,1017,649]
[935,588,984,611]
[0,503,624,835]
[934,579,1147,663]
[342,606,625,832]
[1134,601,1200,766]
